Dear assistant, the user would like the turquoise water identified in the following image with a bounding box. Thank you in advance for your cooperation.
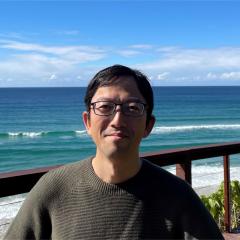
[1,87,240,173]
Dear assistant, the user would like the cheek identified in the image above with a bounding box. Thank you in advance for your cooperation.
[90,118,109,135]
[131,120,147,135]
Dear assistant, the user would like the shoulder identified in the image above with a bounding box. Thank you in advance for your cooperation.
[142,159,189,187]
[140,159,223,238]
[41,157,91,184]
[25,158,92,205]
[141,158,211,213]
[141,158,198,199]
[141,159,208,216]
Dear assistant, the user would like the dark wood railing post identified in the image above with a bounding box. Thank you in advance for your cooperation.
[176,161,192,185]
[223,155,231,233]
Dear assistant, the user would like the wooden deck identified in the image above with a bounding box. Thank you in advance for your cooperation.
[223,232,240,240]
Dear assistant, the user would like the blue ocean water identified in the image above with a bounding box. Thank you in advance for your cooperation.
[0,87,240,176]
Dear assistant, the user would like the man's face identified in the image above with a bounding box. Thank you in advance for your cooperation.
[83,76,154,160]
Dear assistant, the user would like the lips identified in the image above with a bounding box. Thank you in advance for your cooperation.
[104,130,129,138]
[109,133,127,138]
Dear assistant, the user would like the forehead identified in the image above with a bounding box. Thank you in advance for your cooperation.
[92,76,145,102]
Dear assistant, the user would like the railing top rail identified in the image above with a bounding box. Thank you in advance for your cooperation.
[142,141,240,166]
[0,165,62,179]
[1,141,240,178]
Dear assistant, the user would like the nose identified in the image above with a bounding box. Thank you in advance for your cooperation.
[110,105,126,127]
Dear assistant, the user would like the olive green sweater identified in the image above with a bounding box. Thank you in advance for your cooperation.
[5,158,223,239]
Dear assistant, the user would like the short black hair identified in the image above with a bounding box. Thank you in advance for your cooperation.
[84,64,154,125]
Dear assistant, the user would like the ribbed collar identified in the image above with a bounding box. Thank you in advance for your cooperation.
[83,157,147,196]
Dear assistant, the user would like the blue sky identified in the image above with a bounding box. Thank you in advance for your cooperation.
[1,1,240,87]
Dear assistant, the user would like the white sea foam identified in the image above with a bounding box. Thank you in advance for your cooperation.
[6,130,88,139]
[152,124,240,134]
[8,132,44,138]
[0,195,25,221]
[0,194,26,237]
[7,124,239,139]
[75,130,87,137]
[59,136,74,140]
[167,165,240,188]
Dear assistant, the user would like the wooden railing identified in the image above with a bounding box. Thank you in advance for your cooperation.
[1,141,240,233]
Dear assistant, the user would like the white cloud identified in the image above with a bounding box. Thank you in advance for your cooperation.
[116,49,141,57]
[156,72,170,80]
[49,74,57,80]
[157,46,180,53]
[206,72,218,79]
[141,47,240,70]
[1,39,240,86]
[116,44,154,58]
[220,71,240,80]
[129,44,153,49]
[0,40,108,86]
[55,30,80,36]
[0,33,25,40]
[207,71,240,80]
[77,75,83,80]
[0,40,105,61]
[133,47,240,85]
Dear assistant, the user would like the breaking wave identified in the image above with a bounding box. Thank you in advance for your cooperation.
[152,124,240,134]
[0,130,87,139]
[1,124,239,138]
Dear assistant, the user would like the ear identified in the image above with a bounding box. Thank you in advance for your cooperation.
[143,115,155,138]
[82,111,91,135]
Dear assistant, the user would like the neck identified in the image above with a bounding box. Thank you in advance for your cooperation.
[92,154,142,184]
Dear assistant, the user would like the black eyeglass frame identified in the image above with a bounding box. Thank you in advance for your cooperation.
[90,101,148,117]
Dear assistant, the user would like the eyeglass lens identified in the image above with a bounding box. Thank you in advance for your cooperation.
[92,101,145,116]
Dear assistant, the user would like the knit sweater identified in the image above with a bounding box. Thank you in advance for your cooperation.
[4,158,223,240]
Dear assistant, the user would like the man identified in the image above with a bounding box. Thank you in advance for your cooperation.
[5,65,223,239]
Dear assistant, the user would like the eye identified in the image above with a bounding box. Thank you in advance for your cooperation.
[127,103,141,112]
[95,102,114,113]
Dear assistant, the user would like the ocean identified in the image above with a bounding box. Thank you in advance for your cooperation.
[1,87,240,183]
[1,86,240,236]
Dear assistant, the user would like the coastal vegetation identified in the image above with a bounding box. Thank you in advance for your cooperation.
[200,180,240,231]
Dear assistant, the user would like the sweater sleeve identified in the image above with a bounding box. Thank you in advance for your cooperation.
[180,186,224,240]
[4,173,53,240]
[4,160,87,240]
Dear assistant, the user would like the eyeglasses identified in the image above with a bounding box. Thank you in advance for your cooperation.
[90,101,147,117]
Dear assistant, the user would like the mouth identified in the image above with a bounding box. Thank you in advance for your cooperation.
[105,131,129,139]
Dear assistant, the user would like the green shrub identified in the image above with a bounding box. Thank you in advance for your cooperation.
[200,180,240,231]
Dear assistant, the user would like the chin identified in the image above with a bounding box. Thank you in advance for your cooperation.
[105,146,129,159]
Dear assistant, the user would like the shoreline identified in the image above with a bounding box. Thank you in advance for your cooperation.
[194,184,219,196]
